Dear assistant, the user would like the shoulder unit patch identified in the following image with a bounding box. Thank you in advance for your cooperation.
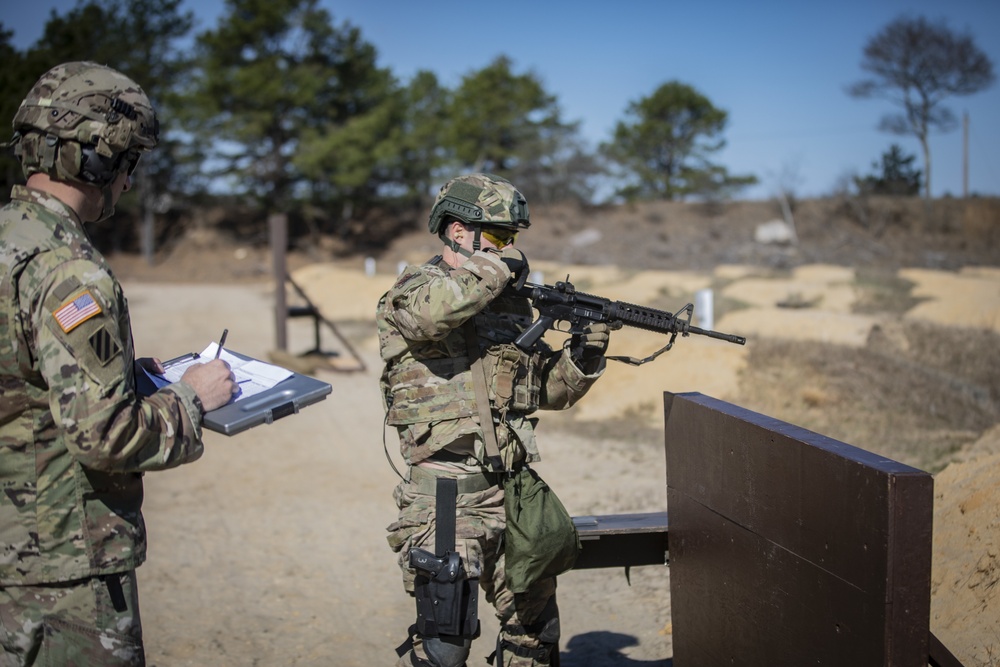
[88,326,121,365]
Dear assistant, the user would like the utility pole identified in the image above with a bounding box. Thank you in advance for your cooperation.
[270,213,289,351]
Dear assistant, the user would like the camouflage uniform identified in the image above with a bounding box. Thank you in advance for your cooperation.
[0,185,205,665]
[379,247,603,667]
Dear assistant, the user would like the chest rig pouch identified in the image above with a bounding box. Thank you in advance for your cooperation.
[475,293,542,413]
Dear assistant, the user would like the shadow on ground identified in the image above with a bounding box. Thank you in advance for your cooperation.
[561,631,672,666]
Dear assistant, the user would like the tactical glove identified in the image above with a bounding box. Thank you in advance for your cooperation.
[497,246,528,289]
[570,322,610,373]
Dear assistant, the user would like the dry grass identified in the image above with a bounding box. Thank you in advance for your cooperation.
[546,316,1000,475]
[731,320,1000,472]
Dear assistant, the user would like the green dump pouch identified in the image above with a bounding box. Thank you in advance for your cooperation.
[503,466,580,594]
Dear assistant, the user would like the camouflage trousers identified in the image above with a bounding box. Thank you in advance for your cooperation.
[387,475,559,667]
[0,570,143,666]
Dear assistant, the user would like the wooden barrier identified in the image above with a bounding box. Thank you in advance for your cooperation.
[664,391,934,666]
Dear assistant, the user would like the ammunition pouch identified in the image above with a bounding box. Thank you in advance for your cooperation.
[483,342,540,412]
[410,548,480,639]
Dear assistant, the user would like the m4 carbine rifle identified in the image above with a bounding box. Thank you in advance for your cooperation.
[510,279,746,365]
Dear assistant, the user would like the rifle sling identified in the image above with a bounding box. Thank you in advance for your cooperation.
[463,321,505,473]
[605,339,675,366]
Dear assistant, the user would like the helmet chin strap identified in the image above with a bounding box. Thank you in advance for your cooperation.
[94,156,134,222]
[440,225,482,259]
[96,182,116,222]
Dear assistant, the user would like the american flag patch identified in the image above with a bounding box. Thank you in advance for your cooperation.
[53,290,102,332]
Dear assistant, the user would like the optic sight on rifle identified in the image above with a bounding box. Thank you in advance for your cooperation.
[510,279,746,366]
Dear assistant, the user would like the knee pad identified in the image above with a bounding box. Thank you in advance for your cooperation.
[422,635,472,667]
[534,597,560,646]
[535,615,560,646]
[495,597,561,665]
[506,596,560,644]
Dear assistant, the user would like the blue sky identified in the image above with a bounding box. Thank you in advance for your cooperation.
[5,0,1000,200]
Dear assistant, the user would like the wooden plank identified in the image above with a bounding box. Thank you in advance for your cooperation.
[572,512,668,570]
[664,392,933,667]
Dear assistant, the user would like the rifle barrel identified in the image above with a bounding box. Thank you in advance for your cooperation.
[686,325,747,345]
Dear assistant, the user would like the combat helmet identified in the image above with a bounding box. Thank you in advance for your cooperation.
[428,173,530,257]
[10,61,159,220]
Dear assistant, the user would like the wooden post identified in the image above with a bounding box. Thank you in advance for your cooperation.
[269,213,288,351]
[963,112,969,198]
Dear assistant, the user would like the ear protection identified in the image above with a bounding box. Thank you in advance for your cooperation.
[79,144,136,184]
[13,131,137,187]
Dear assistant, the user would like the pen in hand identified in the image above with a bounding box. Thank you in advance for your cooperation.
[215,328,228,359]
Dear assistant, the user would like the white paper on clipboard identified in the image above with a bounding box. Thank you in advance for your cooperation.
[161,343,294,401]
[141,345,332,436]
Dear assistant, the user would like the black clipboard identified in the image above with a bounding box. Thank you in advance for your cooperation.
[158,350,332,436]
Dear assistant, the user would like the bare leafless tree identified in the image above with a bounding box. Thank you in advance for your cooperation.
[847,15,995,198]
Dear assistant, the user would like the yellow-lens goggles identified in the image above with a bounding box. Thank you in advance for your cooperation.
[481,228,518,248]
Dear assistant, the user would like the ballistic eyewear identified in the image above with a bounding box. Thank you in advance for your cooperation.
[481,227,518,248]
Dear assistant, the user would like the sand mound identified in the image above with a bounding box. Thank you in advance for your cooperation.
[931,426,1000,664]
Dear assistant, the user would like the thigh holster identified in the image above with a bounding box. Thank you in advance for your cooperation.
[409,478,480,640]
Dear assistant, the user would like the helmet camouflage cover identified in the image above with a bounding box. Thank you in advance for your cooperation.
[428,173,530,236]
[11,61,159,184]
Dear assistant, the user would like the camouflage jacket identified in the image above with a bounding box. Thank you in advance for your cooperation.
[377,252,602,466]
[0,185,204,585]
